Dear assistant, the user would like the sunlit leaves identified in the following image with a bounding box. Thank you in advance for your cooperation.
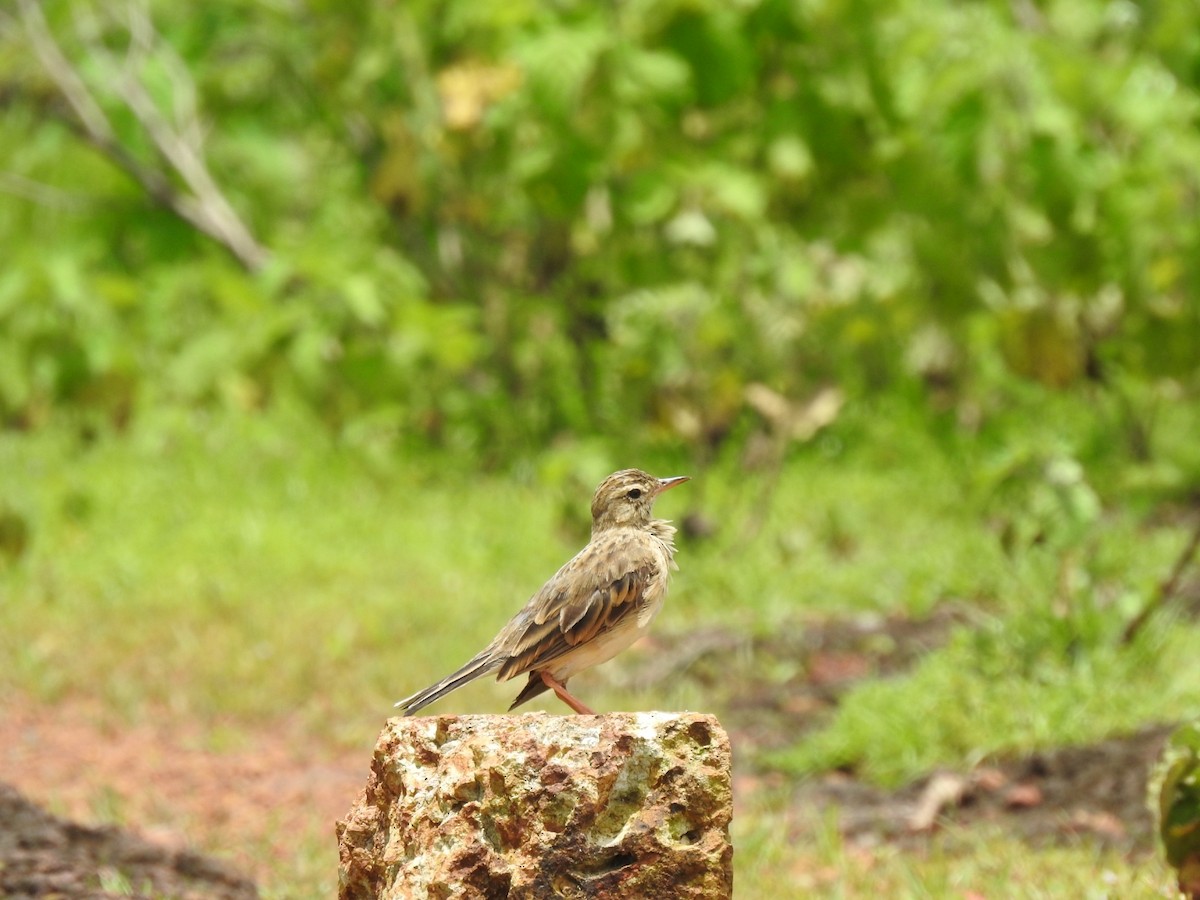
[1,0,1198,455]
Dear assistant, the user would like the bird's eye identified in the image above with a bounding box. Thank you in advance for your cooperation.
[627,488,643,500]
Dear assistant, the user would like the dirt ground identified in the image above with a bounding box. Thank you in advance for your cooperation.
[0,610,1174,897]
[641,609,1170,851]
[0,781,256,900]
[1,695,366,897]
[789,724,1169,851]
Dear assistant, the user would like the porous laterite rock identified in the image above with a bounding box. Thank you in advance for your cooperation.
[337,712,733,899]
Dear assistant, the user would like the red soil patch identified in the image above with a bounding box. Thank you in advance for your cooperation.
[0,694,368,887]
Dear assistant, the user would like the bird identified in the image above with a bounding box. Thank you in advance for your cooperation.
[394,469,689,716]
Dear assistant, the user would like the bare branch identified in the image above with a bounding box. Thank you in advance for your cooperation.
[17,0,270,272]
[1122,514,1200,644]
[18,0,116,144]
[0,172,89,211]
[18,0,183,212]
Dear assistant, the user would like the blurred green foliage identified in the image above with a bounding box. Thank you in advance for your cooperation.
[5,6,1200,893]
[1155,721,1200,897]
[2,0,1197,463]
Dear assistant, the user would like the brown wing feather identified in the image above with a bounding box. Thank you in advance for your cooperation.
[495,532,659,682]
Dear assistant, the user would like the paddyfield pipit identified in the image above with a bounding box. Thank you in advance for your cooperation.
[394,469,689,716]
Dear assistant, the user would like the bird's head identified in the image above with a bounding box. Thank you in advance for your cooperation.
[590,469,689,532]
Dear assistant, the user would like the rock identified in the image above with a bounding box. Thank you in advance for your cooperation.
[337,713,733,899]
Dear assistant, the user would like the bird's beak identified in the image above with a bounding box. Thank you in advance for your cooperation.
[655,475,690,495]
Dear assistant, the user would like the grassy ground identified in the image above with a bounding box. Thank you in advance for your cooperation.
[736,807,1174,898]
[1,394,1197,896]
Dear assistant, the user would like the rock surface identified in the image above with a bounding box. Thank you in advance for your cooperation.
[337,713,733,899]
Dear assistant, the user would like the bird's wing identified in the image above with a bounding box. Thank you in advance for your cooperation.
[495,533,659,682]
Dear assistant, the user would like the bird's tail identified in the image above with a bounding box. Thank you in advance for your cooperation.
[393,650,501,716]
[507,671,551,711]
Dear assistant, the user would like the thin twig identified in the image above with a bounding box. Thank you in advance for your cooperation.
[18,0,116,143]
[0,172,89,210]
[1122,514,1200,644]
[18,0,169,205]
[17,0,269,272]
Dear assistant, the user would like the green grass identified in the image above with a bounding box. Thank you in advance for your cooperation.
[735,798,1175,898]
[774,616,1200,786]
[0,404,1024,730]
[2,396,1198,897]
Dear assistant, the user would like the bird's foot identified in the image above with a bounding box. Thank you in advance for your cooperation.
[539,671,596,715]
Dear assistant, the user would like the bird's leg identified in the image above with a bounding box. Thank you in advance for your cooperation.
[539,671,596,715]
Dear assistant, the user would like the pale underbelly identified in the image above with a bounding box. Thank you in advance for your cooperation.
[546,598,664,681]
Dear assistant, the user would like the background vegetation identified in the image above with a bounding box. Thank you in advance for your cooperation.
[2,0,1199,896]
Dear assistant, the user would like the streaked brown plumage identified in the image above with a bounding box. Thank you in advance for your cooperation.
[394,469,688,716]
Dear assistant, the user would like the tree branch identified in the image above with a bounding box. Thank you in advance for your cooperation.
[1122,514,1200,644]
[16,0,269,272]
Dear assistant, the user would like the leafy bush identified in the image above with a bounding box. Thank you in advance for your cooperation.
[1,0,1198,463]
